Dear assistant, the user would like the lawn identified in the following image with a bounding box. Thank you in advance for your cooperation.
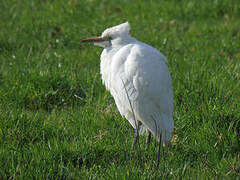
[0,0,239,179]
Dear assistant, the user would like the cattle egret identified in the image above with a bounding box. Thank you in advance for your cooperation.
[82,22,174,148]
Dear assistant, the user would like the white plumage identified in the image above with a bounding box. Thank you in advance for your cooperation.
[82,22,174,146]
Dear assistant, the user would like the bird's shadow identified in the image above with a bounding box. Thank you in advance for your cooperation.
[58,146,134,169]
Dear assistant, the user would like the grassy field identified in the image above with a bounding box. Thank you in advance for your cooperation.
[0,0,240,179]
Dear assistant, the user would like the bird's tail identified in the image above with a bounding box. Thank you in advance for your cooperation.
[141,114,174,145]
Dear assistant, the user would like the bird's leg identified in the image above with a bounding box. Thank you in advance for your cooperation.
[131,121,142,149]
[146,130,151,146]
[164,140,171,147]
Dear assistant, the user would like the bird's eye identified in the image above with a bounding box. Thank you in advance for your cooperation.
[106,36,112,41]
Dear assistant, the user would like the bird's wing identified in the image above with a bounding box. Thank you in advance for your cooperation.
[110,43,173,142]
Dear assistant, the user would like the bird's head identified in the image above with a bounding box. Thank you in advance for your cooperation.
[81,22,132,48]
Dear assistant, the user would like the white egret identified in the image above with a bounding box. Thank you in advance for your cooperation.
[82,22,174,148]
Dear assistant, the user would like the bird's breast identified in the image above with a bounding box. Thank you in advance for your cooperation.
[100,45,133,91]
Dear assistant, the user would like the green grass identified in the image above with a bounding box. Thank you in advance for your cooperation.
[0,0,240,179]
